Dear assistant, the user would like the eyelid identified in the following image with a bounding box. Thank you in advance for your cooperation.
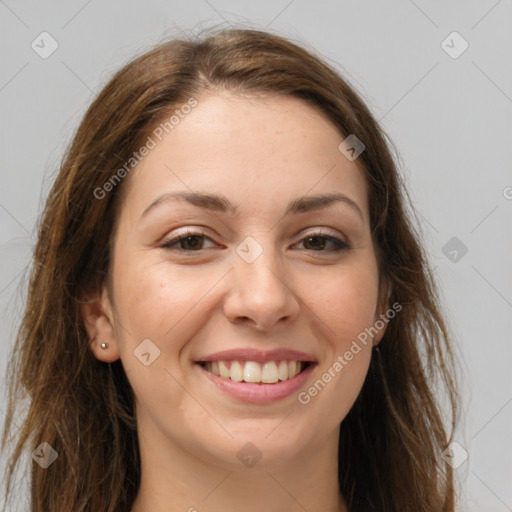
[159,227,351,253]
[294,229,351,251]
[299,227,346,241]
[159,227,214,248]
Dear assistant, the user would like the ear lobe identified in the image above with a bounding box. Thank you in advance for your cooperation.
[81,287,121,363]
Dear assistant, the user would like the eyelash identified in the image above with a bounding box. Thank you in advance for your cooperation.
[159,229,351,255]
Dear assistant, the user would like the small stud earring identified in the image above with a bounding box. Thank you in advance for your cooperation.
[100,342,109,350]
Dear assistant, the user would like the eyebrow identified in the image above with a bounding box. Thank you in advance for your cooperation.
[140,191,364,221]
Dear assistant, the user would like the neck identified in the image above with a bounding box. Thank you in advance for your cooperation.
[130,418,348,512]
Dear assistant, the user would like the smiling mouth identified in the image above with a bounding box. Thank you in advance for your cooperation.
[197,360,312,384]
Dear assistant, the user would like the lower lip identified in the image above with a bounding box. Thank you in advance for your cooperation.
[196,363,317,404]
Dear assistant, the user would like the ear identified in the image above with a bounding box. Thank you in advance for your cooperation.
[81,285,121,363]
[371,278,392,347]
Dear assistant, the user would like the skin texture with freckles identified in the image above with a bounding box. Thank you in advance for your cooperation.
[82,91,389,512]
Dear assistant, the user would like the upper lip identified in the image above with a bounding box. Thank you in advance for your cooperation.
[195,348,318,364]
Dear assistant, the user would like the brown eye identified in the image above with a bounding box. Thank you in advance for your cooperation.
[296,233,350,252]
[159,230,350,255]
[160,231,215,252]
[176,235,205,250]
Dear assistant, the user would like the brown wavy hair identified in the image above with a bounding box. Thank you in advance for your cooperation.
[1,26,460,512]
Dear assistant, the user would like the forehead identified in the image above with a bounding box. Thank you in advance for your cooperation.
[118,91,369,224]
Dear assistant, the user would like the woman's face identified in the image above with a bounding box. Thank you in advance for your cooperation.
[86,91,388,470]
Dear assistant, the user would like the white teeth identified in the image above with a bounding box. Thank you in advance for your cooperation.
[229,361,243,382]
[202,360,308,383]
[218,360,230,378]
[243,361,261,383]
[278,360,289,381]
[261,361,279,383]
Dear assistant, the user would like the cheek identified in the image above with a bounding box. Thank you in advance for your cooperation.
[111,256,218,357]
[110,259,213,416]
[306,261,380,348]
[297,262,378,412]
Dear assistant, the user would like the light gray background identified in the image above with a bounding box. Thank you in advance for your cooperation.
[0,1,511,510]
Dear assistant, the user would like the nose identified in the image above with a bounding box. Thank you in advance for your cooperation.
[222,239,301,332]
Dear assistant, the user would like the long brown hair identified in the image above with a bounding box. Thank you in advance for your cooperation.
[2,26,460,511]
